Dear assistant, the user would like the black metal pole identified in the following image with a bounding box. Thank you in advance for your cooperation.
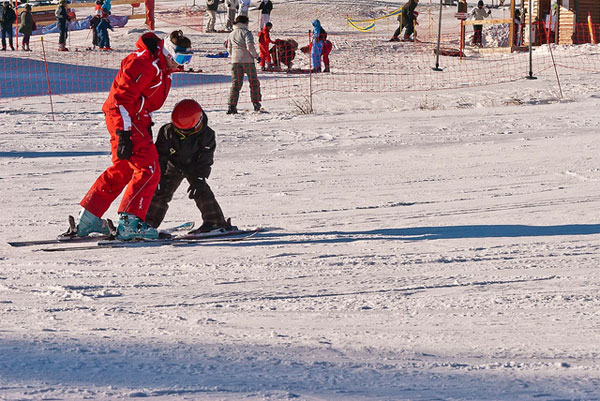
[527,0,537,79]
[433,0,444,71]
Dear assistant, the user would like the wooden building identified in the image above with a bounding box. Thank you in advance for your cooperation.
[522,0,600,44]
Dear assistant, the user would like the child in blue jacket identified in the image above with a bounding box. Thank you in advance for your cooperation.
[97,10,113,50]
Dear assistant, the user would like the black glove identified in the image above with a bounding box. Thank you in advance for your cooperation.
[187,178,208,199]
[256,56,261,63]
[148,121,155,139]
[116,129,133,160]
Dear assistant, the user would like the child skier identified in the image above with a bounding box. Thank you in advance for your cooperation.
[97,9,114,50]
[258,22,274,71]
[145,99,233,234]
[310,19,323,72]
[270,38,297,71]
[89,9,101,49]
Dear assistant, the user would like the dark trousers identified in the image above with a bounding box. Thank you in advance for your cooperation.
[229,63,261,107]
[393,19,414,39]
[98,27,110,48]
[1,27,13,49]
[473,25,483,45]
[58,25,67,46]
[145,162,226,228]
[22,33,30,46]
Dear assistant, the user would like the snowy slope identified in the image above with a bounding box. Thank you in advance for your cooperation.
[1,1,600,400]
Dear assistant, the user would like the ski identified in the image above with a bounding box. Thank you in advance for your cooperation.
[8,221,194,248]
[38,229,260,252]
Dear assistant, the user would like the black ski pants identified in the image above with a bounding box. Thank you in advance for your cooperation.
[145,162,226,229]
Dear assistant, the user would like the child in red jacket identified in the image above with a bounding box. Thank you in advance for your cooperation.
[258,22,274,71]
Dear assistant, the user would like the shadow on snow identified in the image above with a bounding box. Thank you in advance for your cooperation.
[0,338,592,400]
[0,56,230,98]
[228,224,600,246]
[0,151,110,158]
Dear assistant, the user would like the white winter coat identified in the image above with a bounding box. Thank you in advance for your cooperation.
[227,23,259,63]
[470,6,490,21]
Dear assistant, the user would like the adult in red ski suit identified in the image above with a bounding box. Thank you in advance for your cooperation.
[79,32,183,223]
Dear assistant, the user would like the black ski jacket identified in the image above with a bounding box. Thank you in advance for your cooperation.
[155,112,216,180]
[258,0,272,15]
[0,5,16,30]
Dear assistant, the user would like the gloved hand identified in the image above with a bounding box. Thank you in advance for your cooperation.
[116,129,133,160]
[187,178,207,199]
[256,56,261,63]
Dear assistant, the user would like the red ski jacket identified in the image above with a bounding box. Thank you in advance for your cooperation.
[102,32,173,131]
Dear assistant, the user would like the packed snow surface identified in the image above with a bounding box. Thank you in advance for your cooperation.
[1,0,600,400]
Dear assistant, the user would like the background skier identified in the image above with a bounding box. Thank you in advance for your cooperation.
[18,4,34,51]
[257,0,273,30]
[258,21,274,70]
[389,0,419,42]
[96,9,113,50]
[205,0,219,33]
[226,15,262,114]
[470,0,491,46]
[1,1,16,51]
[55,0,71,51]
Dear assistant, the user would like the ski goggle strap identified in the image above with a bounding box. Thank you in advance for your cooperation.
[163,40,193,65]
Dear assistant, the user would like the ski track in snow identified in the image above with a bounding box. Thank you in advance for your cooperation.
[2,1,600,400]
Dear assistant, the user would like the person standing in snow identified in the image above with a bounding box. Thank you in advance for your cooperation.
[310,19,323,72]
[257,0,272,30]
[96,9,114,50]
[63,30,194,240]
[89,9,101,49]
[320,28,332,72]
[205,0,219,33]
[389,0,418,42]
[145,99,233,234]
[19,4,34,52]
[257,21,274,70]
[225,0,237,30]
[470,0,491,46]
[0,1,16,51]
[226,15,262,114]
[238,0,250,17]
[55,0,72,51]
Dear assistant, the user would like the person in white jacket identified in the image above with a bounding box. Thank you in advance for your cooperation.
[238,0,250,17]
[226,15,262,114]
[470,0,491,46]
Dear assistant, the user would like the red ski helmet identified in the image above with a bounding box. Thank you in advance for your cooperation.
[172,99,204,132]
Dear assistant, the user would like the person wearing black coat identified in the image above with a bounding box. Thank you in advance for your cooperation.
[1,1,17,51]
[145,99,230,233]
[258,0,272,30]
[389,0,418,42]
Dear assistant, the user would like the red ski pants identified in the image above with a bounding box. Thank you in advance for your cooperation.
[259,43,271,68]
[80,111,160,220]
[322,40,332,68]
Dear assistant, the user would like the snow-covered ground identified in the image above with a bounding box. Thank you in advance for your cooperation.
[1,1,600,400]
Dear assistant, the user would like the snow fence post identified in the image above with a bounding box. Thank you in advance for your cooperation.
[433,0,443,71]
[526,0,536,80]
[40,37,56,122]
[308,29,313,114]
